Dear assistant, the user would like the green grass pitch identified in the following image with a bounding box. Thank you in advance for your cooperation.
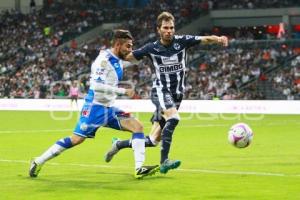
[0,111,299,200]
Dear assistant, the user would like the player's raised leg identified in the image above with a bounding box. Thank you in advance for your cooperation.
[29,102,101,178]
[29,134,85,177]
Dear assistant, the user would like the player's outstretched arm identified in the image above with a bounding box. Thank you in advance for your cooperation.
[124,52,140,64]
[124,88,135,98]
[200,35,228,47]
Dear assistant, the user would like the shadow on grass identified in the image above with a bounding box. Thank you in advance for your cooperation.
[22,170,174,192]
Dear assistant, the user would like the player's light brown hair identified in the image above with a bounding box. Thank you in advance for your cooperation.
[156,11,175,28]
[112,29,133,45]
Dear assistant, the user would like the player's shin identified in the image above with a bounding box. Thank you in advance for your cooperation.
[131,132,145,169]
[34,137,73,165]
[115,135,157,149]
[145,135,158,147]
[160,118,179,164]
[116,139,131,149]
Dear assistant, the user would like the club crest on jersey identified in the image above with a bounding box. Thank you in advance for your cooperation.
[173,43,180,50]
[101,60,108,68]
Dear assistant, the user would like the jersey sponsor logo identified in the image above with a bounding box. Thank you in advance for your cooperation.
[95,68,105,83]
[161,54,179,64]
[175,35,184,39]
[173,43,181,50]
[159,64,183,73]
[185,35,193,40]
[94,77,104,83]
[96,68,105,75]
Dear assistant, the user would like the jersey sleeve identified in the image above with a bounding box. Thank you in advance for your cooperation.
[132,43,151,60]
[177,35,202,49]
[93,83,126,95]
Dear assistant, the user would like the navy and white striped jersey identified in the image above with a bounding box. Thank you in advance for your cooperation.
[133,35,202,94]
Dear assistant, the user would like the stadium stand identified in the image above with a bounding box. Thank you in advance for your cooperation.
[0,0,299,100]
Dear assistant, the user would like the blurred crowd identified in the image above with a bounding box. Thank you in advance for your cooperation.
[271,55,300,100]
[186,41,300,100]
[0,0,299,100]
[121,41,300,100]
[208,0,299,9]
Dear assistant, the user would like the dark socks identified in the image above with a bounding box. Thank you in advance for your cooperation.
[145,136,155,147]
[116,135,156,149]
[160,118,179,164]
[116,140,131,149]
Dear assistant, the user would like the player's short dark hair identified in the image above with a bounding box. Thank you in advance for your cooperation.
[157,11,175,28]
[113,29,133,40]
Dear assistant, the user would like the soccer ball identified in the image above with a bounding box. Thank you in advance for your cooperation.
[228,123,253,148]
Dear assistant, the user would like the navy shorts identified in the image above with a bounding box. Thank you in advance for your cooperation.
[150,88,183,122]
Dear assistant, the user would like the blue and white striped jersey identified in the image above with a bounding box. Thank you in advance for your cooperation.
[133,35,202,94]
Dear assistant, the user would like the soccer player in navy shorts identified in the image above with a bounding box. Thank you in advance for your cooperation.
[104,12,228,174]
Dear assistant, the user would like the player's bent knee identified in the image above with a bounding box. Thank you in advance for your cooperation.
[168,113,180,121]
[152,136,161,146]
[120,118,144,133]
[71,135,85,146]
[164,108,180,121]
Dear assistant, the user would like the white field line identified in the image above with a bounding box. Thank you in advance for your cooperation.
[0,159,299,178]
[0,121,299,134]
[177,168,286,177]
[0,129,73,133]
